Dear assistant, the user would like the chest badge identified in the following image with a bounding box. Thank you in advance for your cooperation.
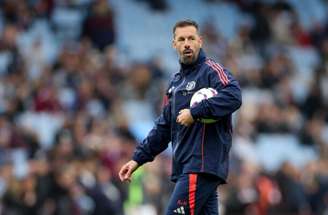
[185,81,196,91]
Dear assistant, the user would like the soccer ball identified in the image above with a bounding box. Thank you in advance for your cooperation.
[190,88,218,123]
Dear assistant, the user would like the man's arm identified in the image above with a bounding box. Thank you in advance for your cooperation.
[119,99,171,182]
[190,67,242,120]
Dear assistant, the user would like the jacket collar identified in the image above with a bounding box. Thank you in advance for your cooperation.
[180,48,206,72]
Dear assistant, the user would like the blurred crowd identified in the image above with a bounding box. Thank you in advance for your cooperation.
[0,0,327,215]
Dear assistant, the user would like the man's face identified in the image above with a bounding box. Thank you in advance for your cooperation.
[173,26,203,65]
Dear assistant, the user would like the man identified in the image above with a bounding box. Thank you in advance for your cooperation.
[119,19,242,215]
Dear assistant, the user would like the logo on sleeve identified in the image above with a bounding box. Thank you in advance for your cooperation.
[168,86,175,94]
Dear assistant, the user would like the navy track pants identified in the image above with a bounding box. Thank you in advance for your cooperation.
[165,173,221,215]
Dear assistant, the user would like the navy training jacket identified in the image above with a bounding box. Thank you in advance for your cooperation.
[132,49,242,183]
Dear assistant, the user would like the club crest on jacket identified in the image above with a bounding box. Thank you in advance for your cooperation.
[185,81,196,91]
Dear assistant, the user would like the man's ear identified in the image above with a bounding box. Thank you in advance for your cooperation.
[199,36,203,48]
[172,39,176,49]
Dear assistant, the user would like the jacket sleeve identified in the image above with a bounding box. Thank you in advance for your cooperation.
[132,96,171,166]
[190,66,242,120]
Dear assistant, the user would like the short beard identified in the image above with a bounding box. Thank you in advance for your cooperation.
[180,54,197,65]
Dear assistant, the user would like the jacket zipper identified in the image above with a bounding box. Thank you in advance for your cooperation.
[172,75,186,157]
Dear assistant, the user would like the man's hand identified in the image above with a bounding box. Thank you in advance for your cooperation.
[177,109,194,126]
[118,160,139,182]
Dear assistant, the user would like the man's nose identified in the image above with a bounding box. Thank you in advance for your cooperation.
[184,43,190,49]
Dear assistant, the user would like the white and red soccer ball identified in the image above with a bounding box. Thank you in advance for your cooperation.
[190,88,218,123]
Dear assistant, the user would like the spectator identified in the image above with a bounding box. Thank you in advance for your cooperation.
[81,0,116,51]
